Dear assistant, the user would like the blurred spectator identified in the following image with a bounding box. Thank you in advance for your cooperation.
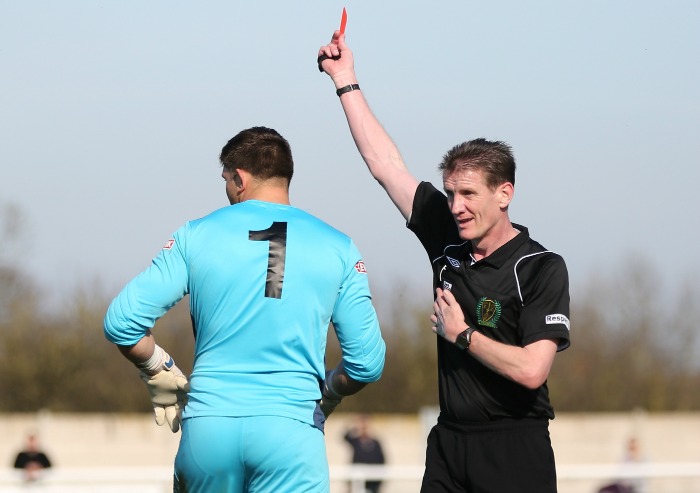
[596,483,635,493]
[344,414,385,493]
[13,434,52,482]
[620,436,647,493]
[596,436,647,493]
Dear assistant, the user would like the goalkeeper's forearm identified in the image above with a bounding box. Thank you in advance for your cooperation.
[320,362,367,418]
[117,330,157,367]
[325,361,367,398]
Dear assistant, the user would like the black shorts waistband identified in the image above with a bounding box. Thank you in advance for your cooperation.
[437,414,549,434]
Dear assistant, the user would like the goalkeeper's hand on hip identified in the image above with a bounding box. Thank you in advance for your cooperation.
[320,369,343,418]
[137,345,189,433]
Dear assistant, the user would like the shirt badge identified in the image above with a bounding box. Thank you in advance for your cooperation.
[476,297,502,329]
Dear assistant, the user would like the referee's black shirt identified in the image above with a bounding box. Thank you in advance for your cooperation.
[408,182,570,422]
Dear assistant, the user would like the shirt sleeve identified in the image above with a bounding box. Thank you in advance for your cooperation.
[103,226,190,346]
[518,253,571,351]
[407,182,456,261]
[331,240,386,383]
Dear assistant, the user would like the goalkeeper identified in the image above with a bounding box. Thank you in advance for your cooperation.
[104,126,386,493]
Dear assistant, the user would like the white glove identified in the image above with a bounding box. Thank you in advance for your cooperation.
[137,345,189,432]
[320,369,343,418]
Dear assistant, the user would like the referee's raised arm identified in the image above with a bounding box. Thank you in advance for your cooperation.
[318,31,419,221]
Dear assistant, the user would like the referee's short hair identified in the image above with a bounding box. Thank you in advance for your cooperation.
[439,138,515,189]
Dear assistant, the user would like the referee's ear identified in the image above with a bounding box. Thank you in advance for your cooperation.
[497,182,514,210]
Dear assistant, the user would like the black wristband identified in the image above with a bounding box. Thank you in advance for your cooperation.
[336,84,360,97]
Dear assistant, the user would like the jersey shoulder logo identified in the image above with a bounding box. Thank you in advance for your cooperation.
[354,260,367,274]
[476,297,502,329]
[163,239,175,250]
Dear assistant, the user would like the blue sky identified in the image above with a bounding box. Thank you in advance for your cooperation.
[1,1,699,312]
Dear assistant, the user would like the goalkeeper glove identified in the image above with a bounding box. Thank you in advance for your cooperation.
[320,369,343,418]
[137,344,189,433]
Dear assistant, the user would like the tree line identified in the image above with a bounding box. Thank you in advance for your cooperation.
[1,206,699,413]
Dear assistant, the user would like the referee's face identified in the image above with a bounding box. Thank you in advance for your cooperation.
[443,168,512,244]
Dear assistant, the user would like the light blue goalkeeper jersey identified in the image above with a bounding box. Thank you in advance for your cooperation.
[104,200,385,428]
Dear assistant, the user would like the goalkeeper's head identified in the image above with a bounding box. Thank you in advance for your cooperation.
[219,127,294,205]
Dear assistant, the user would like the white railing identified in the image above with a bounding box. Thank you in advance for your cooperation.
[558,462,700,480]
[1,463,699,493]
[333,465,422,493]
[0,467,173,493]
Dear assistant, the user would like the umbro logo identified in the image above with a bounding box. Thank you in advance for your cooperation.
[446,256,460,268]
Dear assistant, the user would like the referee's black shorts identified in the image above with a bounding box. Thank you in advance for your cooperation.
[420,416,557,493]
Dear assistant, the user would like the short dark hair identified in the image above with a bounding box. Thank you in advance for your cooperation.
[438,138,515,189]
[220,126,294,183]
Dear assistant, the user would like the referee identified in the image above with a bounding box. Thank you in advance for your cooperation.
[319,32,570,493]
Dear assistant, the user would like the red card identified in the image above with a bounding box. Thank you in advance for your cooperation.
[339,7,347,34]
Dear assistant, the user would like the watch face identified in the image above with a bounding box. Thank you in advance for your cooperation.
[455,332,469,350]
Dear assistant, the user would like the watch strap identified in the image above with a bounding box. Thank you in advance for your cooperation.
[455,327,476,350]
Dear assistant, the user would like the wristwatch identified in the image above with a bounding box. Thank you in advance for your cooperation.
[454,327,476,350]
